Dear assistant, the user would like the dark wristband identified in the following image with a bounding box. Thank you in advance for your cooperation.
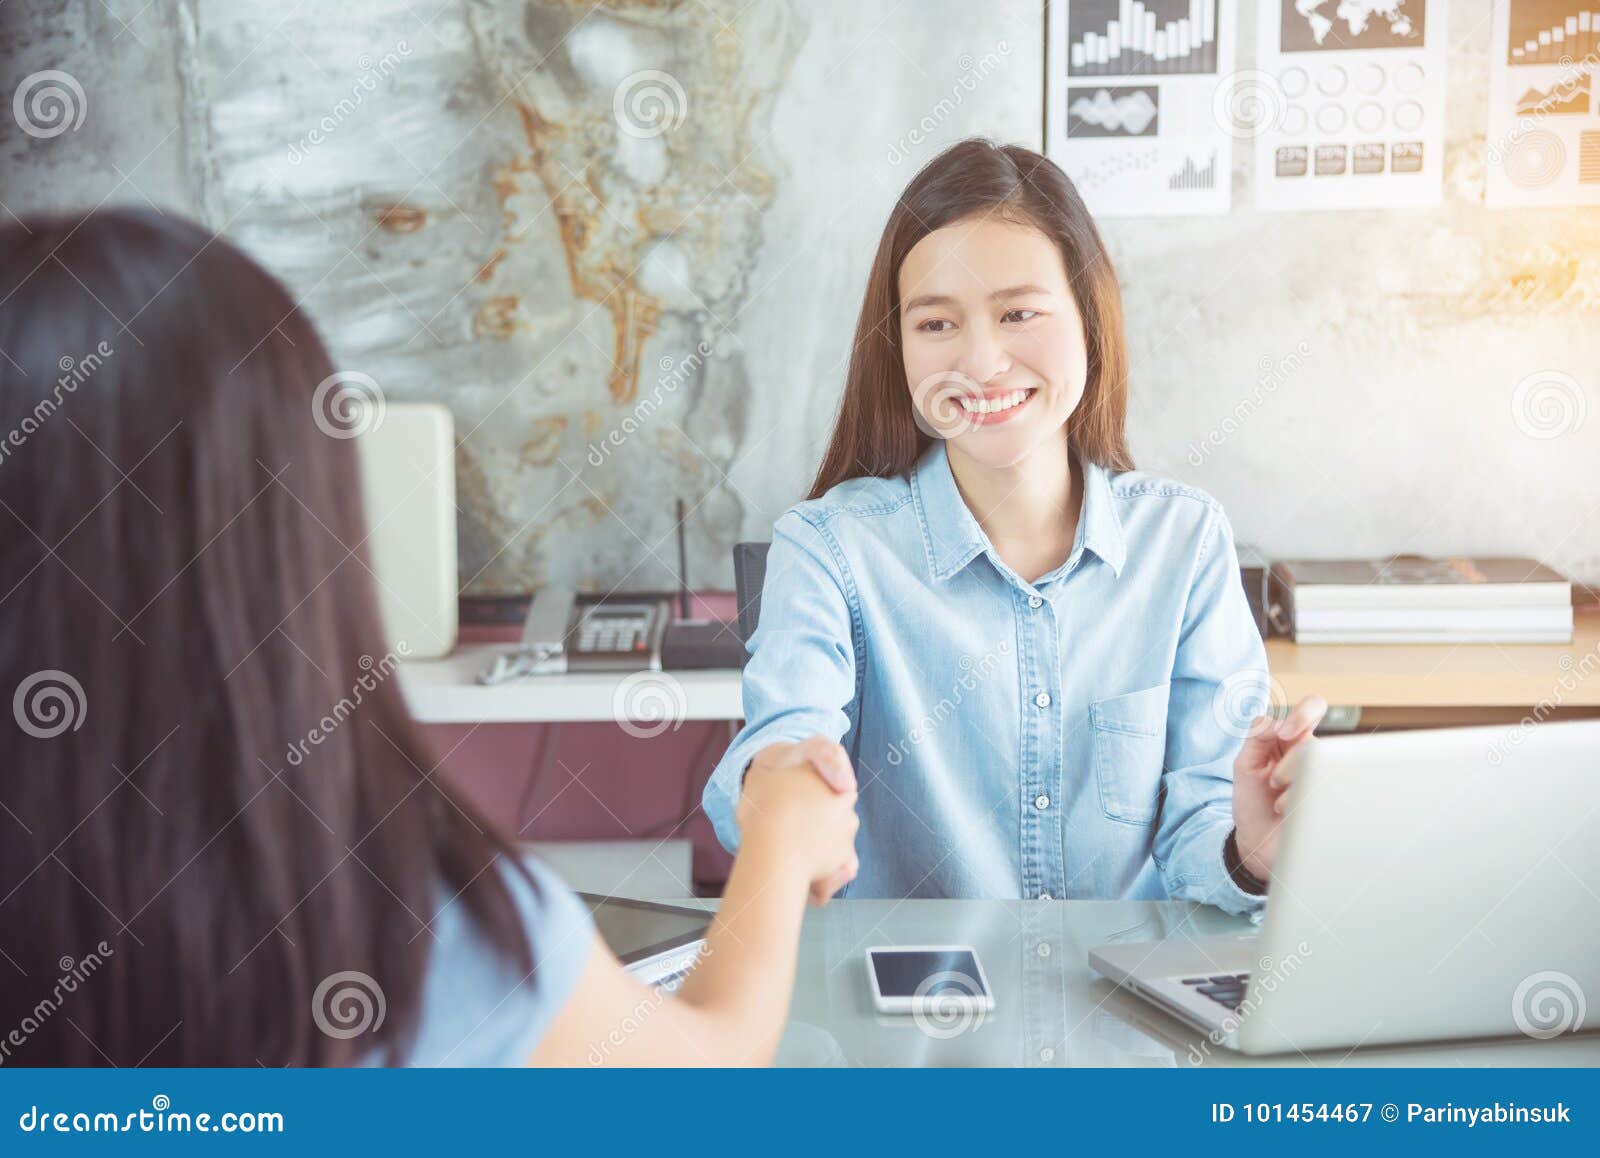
[1224,828,1269,896]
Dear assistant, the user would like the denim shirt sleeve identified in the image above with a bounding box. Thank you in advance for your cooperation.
[1153,503,1271,917]
[701,510,858,853]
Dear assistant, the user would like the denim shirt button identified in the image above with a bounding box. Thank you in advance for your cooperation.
[1027,594,1043,609]
[1037,892,1052,901]
[1039,1046,1056,1062]
[1036,941,1052,958]
[1034,691,1052,708]
[1034,794,1051,810]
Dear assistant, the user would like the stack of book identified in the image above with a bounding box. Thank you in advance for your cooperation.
[1267,556,1574,644]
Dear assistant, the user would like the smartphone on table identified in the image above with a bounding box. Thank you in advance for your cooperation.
[865,945,995,1015]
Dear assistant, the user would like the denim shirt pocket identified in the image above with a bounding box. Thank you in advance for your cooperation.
[1090,683,1171,825]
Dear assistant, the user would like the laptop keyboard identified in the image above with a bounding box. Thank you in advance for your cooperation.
[1181,972,1250,1012]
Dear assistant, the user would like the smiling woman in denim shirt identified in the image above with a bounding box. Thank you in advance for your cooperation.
[704,140,1327,915]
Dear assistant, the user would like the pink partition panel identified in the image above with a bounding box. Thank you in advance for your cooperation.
[425,591,744,889]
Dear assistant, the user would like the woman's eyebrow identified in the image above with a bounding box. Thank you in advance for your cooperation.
[903,284,1051,312]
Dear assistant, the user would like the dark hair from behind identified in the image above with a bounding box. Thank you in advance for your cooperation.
[808,138,1134,500]
[0,209,533,1065]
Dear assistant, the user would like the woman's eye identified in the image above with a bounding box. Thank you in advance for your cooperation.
[1002,309,1038,324]
[917,319,955,333]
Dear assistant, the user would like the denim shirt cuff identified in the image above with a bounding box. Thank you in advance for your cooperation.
[705,727,821,853]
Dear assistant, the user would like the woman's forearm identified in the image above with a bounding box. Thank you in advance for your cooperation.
[669,836,811,1063]
[529,844,811,1068]
[532,767,853,1067]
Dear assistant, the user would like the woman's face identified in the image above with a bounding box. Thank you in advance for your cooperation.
[898,213,1088,470]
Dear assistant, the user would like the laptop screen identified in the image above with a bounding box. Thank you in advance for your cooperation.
[578,894,710,965]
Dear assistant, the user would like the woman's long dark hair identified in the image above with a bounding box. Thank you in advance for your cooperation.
[808,138,1134,500]
[0,210,532,1065]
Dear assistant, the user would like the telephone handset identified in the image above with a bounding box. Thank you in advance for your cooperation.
[480,587,671,683]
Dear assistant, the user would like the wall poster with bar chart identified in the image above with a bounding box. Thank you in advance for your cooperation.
[1486,1,1600,207]
[1252,0,1447,211]
[1045,0,1238,216]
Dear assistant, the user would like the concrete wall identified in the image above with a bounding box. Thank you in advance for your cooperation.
[4,0,1596,591]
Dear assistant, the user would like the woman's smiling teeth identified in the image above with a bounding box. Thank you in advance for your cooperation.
[960,388,1033,415]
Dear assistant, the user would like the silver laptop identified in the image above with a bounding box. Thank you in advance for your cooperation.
[578,893,709,989]
[1090,719,1600,1055]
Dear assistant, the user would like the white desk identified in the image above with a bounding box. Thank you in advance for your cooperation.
[404,611,1600,726]
[669,897,1600,1067]
[398,642,744,724]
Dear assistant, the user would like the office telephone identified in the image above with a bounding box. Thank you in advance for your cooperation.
[479,587,671,683]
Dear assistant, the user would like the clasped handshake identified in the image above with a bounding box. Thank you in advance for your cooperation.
[735,737,862,906]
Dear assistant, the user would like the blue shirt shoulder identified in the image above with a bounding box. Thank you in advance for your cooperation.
[399,855,593,1066]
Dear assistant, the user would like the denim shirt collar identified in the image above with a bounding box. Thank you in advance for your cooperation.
[909,440,1126,585]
